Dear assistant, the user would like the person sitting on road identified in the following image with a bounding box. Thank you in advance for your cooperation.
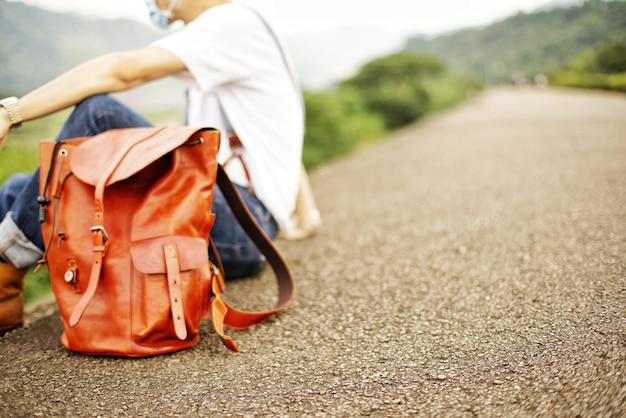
[0,0,307,335]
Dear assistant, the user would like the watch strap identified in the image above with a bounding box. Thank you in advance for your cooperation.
[0,97,22,128]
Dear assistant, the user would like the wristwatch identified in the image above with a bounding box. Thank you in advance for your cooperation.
[0,96,23,128]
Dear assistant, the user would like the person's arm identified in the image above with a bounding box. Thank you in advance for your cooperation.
[0,45,186,151]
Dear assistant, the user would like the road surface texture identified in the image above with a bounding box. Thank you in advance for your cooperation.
[1,87,624,417]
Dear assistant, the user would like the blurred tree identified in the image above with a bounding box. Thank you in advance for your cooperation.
[302,90,385,168]
[359,83,430,129]
[346,53,445,89]
[342,53,445,129]
[595,41,626,73]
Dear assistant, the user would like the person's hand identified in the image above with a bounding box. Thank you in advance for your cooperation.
[0,110,11,153]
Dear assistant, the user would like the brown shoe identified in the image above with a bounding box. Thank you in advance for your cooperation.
[0,262,27,336]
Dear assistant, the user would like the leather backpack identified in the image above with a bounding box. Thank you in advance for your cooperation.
[37,126,294,357]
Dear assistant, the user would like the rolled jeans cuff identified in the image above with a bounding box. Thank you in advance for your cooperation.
[0,212,43,269]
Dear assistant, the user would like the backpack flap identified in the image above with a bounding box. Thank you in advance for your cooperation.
[70,127,217,187]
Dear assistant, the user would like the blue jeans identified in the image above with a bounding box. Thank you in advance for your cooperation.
[0,95,277,278]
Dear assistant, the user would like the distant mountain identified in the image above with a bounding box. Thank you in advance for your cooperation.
[0,0,161,95]
[404,0,626,83]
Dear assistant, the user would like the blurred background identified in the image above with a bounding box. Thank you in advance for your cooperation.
[0,0,625,302]
[1,0,625,169]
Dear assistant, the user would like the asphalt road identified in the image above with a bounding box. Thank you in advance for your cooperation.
[1,87,624,417]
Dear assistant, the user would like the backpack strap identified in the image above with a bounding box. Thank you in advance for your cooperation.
[210,165,295,351]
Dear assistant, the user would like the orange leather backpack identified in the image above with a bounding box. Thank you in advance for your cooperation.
[37,127,294,357]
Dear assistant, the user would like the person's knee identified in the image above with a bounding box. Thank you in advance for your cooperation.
[72,94,116,121]
[59,94,150,139]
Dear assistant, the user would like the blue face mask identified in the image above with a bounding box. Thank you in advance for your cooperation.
[145,0,178,30]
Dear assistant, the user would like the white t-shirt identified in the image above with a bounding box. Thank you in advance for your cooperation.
[152,4,304,231]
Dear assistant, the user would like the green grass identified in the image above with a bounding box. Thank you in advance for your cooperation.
[0,111,70,184]
[22,267,52,305]
[423,75,485,113]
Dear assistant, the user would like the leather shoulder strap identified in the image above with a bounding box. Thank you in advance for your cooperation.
[215,164,295,329]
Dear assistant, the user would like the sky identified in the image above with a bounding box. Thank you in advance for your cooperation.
[10,0,555,36]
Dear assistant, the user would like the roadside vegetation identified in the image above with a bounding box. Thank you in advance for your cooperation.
[302,53,482,168]
[551,40,626,92]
